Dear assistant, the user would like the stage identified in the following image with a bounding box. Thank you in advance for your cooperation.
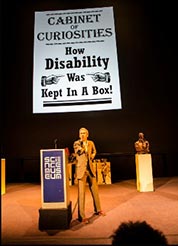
[2,177,178,245]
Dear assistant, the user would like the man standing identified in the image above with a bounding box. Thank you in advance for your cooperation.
[73,127,105,224]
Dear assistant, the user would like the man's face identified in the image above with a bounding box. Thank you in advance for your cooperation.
[79,129,88,141]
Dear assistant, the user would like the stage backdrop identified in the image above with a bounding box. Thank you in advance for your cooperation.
[33,6,122,113]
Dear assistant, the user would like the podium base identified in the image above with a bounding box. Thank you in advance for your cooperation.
[39,202,72,231]
[135,154,154,192]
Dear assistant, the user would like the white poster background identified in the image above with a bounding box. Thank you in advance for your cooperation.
[33,7,122,113]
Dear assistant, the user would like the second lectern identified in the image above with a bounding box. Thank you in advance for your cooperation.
[135,153,154,192]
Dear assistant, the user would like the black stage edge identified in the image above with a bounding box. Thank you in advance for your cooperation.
[38,202,72,231]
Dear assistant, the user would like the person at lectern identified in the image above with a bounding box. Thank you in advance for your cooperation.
[73,127,105,224]
[134,132,150,154]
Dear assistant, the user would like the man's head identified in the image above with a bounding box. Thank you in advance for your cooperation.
[79,127,89,141]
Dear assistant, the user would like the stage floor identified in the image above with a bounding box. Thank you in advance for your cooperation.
[2,177,178,245]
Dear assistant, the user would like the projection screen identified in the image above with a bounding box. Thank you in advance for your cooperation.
[33,6,122,113]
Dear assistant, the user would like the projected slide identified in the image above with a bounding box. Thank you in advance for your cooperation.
[33,6,122,113]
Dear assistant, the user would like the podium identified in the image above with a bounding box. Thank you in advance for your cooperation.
[1,159,6,195]
[39,149,72,230]
[135,154,154,192]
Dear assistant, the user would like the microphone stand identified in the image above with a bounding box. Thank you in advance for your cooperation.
[54,139,58,149]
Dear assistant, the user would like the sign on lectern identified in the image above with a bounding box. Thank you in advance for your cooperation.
[40,149,70,208]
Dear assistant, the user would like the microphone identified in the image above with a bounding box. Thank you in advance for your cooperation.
[54,139,58,149]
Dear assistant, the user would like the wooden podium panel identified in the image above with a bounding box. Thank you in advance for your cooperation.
[94,160,112,185]
[1,159,6,195]
[135,154,154,192]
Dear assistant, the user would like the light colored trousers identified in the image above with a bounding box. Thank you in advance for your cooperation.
[78,170,101,220]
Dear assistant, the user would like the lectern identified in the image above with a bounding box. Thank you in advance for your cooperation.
[39,149,72,230]
[135,154,154,192]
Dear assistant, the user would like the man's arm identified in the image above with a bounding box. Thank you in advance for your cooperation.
[90,141,97,160]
